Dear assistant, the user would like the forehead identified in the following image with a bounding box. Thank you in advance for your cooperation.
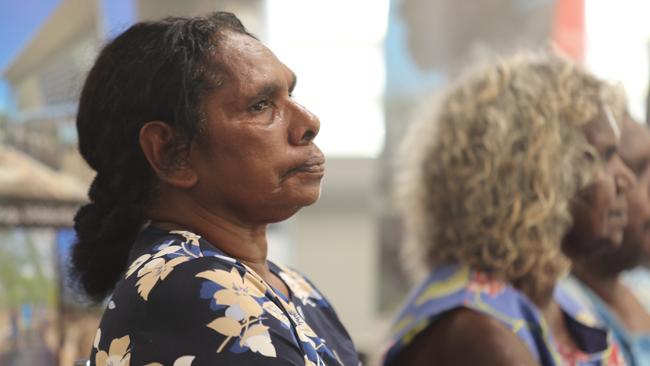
[621,117,650,166]
[214,31,292,89]
[582,108,619,148]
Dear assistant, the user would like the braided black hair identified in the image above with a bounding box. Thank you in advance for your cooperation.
[72,12,254,302]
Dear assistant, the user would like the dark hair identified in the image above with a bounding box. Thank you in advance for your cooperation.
[72,12,254,302]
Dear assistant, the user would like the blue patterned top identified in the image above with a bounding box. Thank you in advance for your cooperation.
[89,227,360,366]
[561,273,650,366]
[383,265,625,366]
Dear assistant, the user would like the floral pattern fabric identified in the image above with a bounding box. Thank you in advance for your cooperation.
[90,227,360,366]
[560,275,650,366]
[382,265,625,366]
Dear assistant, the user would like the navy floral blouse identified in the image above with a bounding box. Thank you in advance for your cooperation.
[90,227,360,366]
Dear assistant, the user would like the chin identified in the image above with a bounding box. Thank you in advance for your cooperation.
[301,189,322,206]
[264,199,319,224]
[605,226,625,247]
[258,187,322,223]
[289,184,322,205]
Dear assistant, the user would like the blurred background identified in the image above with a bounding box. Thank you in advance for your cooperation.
[0,0,649,364]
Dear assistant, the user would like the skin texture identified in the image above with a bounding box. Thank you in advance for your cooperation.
[139,30,323,296]
[563,110,635,257]
[573,116,650,334]
[619,117,650,262]
[549,109,635,356]
[388,309,539,366]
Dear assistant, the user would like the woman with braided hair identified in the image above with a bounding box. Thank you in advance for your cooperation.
[72,12,359,365]
[383,53,633,366]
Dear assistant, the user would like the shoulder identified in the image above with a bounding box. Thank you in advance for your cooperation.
[385,266,545,366]
[622,267,650,311]
[389,308,539,366]
[555,276,606,328]
[122,249,234,305]
[96,256,299,364]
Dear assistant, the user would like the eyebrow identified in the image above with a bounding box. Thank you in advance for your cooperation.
[248,71,298,103]
[249,83,279,103]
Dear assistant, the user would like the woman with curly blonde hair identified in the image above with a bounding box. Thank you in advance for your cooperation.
[383,53,634,366]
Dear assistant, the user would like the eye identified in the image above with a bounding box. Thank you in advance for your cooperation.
[602,147,617,162]
[583,150,596,162]
[249,100,272,112]
[634,160,650,176]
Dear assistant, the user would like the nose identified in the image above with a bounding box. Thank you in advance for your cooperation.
[613,155,636,196]
[288,101,320,146]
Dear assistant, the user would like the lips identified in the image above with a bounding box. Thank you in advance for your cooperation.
[285,155,325,178]
[608,208,628,228]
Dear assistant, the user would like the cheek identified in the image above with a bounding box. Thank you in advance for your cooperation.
[571,181,610,236]
[627,190,645,220]
[576,182,605,217]
[591,177,617,212]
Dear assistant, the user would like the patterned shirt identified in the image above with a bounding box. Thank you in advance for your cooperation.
[383,265,625,366]
[90,227,360,366]
[561,273,650,366]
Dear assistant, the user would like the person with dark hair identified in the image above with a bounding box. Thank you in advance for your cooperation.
[72,12,359,365]
[560,114,650,366]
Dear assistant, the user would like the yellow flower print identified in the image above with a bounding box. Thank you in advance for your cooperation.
[152,245,182,258]
[93,328,101,349]
[136,256,189,300]
[198,268,279,358]
[575,310,599,328]
[125,254,151,278]
[295,318,319,346]
[276,265,323,306]
[208,317,243,338]
[172,356,196,366]
[262,301,290,327]
[196,267,267,317]
[145,355,196,366]
[170,230,202,246]
[207,316,277,357]
[280,300,319,345]
[241,324,276,357]
[304,355,318,366]
[95,334,131,366]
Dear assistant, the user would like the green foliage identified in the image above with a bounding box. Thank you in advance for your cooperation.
[0,229,58,308]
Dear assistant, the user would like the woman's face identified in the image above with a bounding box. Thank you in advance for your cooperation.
[188,31,324,224]
[565,109,635,255]
[620,117,650,261]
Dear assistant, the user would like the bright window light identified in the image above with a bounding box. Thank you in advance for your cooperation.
[266,0,389,157]
[585,0,650,121]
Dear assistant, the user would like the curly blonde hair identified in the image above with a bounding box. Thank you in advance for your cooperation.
[397,52,626,304]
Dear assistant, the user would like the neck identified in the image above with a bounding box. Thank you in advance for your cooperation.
[572,261,622,304]
[145,192,272,280]
[539,299,563,327]
[513,271,557,309]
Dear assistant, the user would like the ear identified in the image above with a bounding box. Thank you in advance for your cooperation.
[139,121,198,189]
